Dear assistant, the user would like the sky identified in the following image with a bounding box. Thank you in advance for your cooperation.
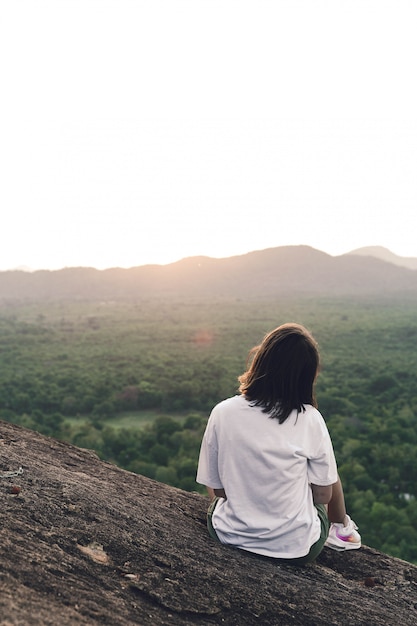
[1,0,416,271]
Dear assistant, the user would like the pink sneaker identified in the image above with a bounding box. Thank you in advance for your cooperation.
[325,514,361,551]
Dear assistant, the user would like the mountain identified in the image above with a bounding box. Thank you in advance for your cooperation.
[348,246,417,271]
[1,419,417,625]
[1,245,417,301]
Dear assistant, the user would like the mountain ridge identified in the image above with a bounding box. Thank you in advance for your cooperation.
[1,245,417,301]
[5,245,417,274]
[347,246,417,270]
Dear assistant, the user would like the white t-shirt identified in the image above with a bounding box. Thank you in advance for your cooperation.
[196,395,338,559]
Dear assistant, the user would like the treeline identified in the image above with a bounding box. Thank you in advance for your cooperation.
[1,296,417,563]
[72,414,206,492]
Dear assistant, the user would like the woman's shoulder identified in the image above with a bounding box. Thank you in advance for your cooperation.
[300,404,330,431]
[302,404,323,421]
[302,403,320,416]
[214,395,248,410]
[210,395,251,419]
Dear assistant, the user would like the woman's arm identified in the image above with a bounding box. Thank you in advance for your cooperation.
[207,486,227,500]
[311,477,349,524]
[311,483,333,504]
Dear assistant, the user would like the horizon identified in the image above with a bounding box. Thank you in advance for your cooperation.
[2,2,416,273]
[2,243,413,273]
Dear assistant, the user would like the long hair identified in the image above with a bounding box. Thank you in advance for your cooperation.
[238,323,320,423]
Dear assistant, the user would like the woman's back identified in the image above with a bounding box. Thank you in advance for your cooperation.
[197,323,361,562]
[197,395,337,558]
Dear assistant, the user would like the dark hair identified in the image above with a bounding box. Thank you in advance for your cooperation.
[238,323,320,423]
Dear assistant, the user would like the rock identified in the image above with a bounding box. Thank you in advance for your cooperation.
[1,420,416,625]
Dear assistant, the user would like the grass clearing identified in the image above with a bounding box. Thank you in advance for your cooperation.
[65,410,203,432]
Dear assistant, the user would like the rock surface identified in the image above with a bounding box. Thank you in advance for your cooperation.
[1,420,416,626]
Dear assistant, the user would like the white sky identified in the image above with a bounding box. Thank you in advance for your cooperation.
[1,0,416,270]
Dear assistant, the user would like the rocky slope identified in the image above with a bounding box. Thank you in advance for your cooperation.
[1,420,416,625]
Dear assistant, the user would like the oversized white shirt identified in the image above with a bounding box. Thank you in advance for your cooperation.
[196,395,338,559]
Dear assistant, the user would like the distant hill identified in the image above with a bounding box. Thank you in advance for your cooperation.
[348,246,417,270]
[1,245,417,301]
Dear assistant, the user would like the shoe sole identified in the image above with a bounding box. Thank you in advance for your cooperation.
[325,542,361,552]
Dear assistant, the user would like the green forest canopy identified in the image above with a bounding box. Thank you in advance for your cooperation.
[1,294,416,564]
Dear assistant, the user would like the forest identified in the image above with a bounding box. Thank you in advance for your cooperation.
[1,293,417,564]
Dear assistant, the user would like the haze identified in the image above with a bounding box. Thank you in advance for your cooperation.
[1,1,416,271]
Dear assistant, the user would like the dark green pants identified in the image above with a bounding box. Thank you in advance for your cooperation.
[207,498,329,565]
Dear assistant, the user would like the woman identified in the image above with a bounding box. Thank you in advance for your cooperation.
[196,323,361,564]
